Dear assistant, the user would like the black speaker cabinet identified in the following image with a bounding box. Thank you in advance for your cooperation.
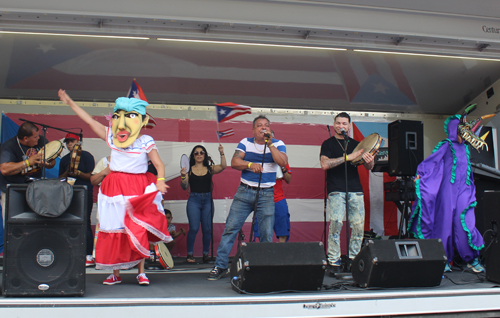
[483,191,500,284]
[2,184,87,296]
[352,239,446,288]
[388,120,424,176]
[230,242,326,293]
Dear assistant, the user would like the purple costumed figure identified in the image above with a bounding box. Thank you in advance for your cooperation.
[408,105,496,273]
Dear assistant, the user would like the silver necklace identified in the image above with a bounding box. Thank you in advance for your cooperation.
[253,141,266,153]
[17,137,28,159]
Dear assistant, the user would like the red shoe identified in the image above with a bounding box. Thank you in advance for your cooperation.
[103,274,121,285]
[86,256,96,267]
[137,273,150,285]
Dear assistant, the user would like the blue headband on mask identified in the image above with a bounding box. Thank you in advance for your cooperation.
[114,97,148,116]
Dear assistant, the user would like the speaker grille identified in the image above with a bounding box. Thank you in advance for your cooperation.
[3,184,86,296]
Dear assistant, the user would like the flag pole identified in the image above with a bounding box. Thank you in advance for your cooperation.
[215,104,221,144]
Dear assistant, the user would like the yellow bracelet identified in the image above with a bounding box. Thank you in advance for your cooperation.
[268,143,274,148]
[25,159,30,167]
[180,176,186,180]
[78,170,81,176]
[157,177,166,181]
[346,155,349,161]
[248,162,253,168]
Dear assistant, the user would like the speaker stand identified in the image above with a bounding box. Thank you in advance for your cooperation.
[395,176,414,238]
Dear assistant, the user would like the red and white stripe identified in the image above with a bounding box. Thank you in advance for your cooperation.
[6,113,399,257]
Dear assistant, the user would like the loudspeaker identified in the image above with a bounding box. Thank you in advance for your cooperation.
[230,242,326,293]
[388,120,424,176]
[351,239,446,288]
[483,191,500,284]
[2,184,87,296]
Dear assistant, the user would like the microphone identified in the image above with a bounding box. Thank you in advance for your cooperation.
[340,128,349,138]
[263,130,271,139]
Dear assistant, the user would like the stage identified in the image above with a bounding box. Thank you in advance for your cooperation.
[1,257,500,318]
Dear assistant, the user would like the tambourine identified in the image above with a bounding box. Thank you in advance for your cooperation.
[69,142,82,175]
[351,133,383,166]
[22,140,63,175]
[154,242,174,269]
[180,154,190,173]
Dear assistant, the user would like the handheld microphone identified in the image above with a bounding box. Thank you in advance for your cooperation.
[263,130,271,139]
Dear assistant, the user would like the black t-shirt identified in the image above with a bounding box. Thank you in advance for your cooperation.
[320,136,363,193]
[0,136,49,192]
[59,150,95,201]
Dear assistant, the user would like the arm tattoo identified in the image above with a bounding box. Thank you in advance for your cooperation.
[233,150,244,160]
[322,156,346,169]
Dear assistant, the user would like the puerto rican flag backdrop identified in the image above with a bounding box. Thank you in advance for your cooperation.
[2,113,399,257]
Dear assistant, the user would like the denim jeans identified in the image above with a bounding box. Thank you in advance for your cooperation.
[327,192,365,264]
[186,192,214,255]
[214,185,274,269]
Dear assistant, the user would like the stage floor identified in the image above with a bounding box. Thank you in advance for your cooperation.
[1,257,500,318]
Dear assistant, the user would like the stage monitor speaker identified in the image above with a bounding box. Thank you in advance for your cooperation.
[351,239,446,288]
[388,120,424,176]
[482,191,500,284]
[230,242,326,293]
[2,184,87,296]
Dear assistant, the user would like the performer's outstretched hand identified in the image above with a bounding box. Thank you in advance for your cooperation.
[58,89,73,105]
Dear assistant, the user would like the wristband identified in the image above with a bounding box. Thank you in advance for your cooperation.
[78,170,81,176]
[268,143,274,148]
[157,177,166,181]
[25,159,30,167]
[220,153,225,156]
[180,176,186,180]
[248,162,253,169]
[346,155,349,161]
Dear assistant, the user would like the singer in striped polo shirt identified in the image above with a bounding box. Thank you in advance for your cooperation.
[208,115,288,281]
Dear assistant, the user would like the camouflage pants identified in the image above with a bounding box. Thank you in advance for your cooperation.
[327,192,365,265]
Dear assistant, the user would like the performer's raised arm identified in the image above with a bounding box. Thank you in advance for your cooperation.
[58,89,106,140]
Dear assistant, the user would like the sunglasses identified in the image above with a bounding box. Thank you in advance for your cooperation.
[194,151,205,156]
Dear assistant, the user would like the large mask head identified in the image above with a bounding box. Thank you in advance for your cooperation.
[458,104,497,151]
[111,97,149,148]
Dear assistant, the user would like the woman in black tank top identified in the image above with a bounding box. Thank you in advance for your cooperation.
[180,144,226,263]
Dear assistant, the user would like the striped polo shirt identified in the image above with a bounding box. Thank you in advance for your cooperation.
[237,137,286,188]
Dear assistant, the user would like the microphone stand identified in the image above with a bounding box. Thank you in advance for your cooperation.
[209,157,215,260]
[237,140,268,245]
[248,139,268,243]
[338,132,352,278]
[323,125,331,253]
[19,118,83,180]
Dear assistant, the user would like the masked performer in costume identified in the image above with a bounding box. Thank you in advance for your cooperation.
[58,89,172,286]
[408,105,496,273]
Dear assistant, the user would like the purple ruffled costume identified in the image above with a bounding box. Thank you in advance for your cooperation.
[408,115,484,263]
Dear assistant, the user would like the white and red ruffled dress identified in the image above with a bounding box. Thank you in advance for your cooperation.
[95,127,172,270]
